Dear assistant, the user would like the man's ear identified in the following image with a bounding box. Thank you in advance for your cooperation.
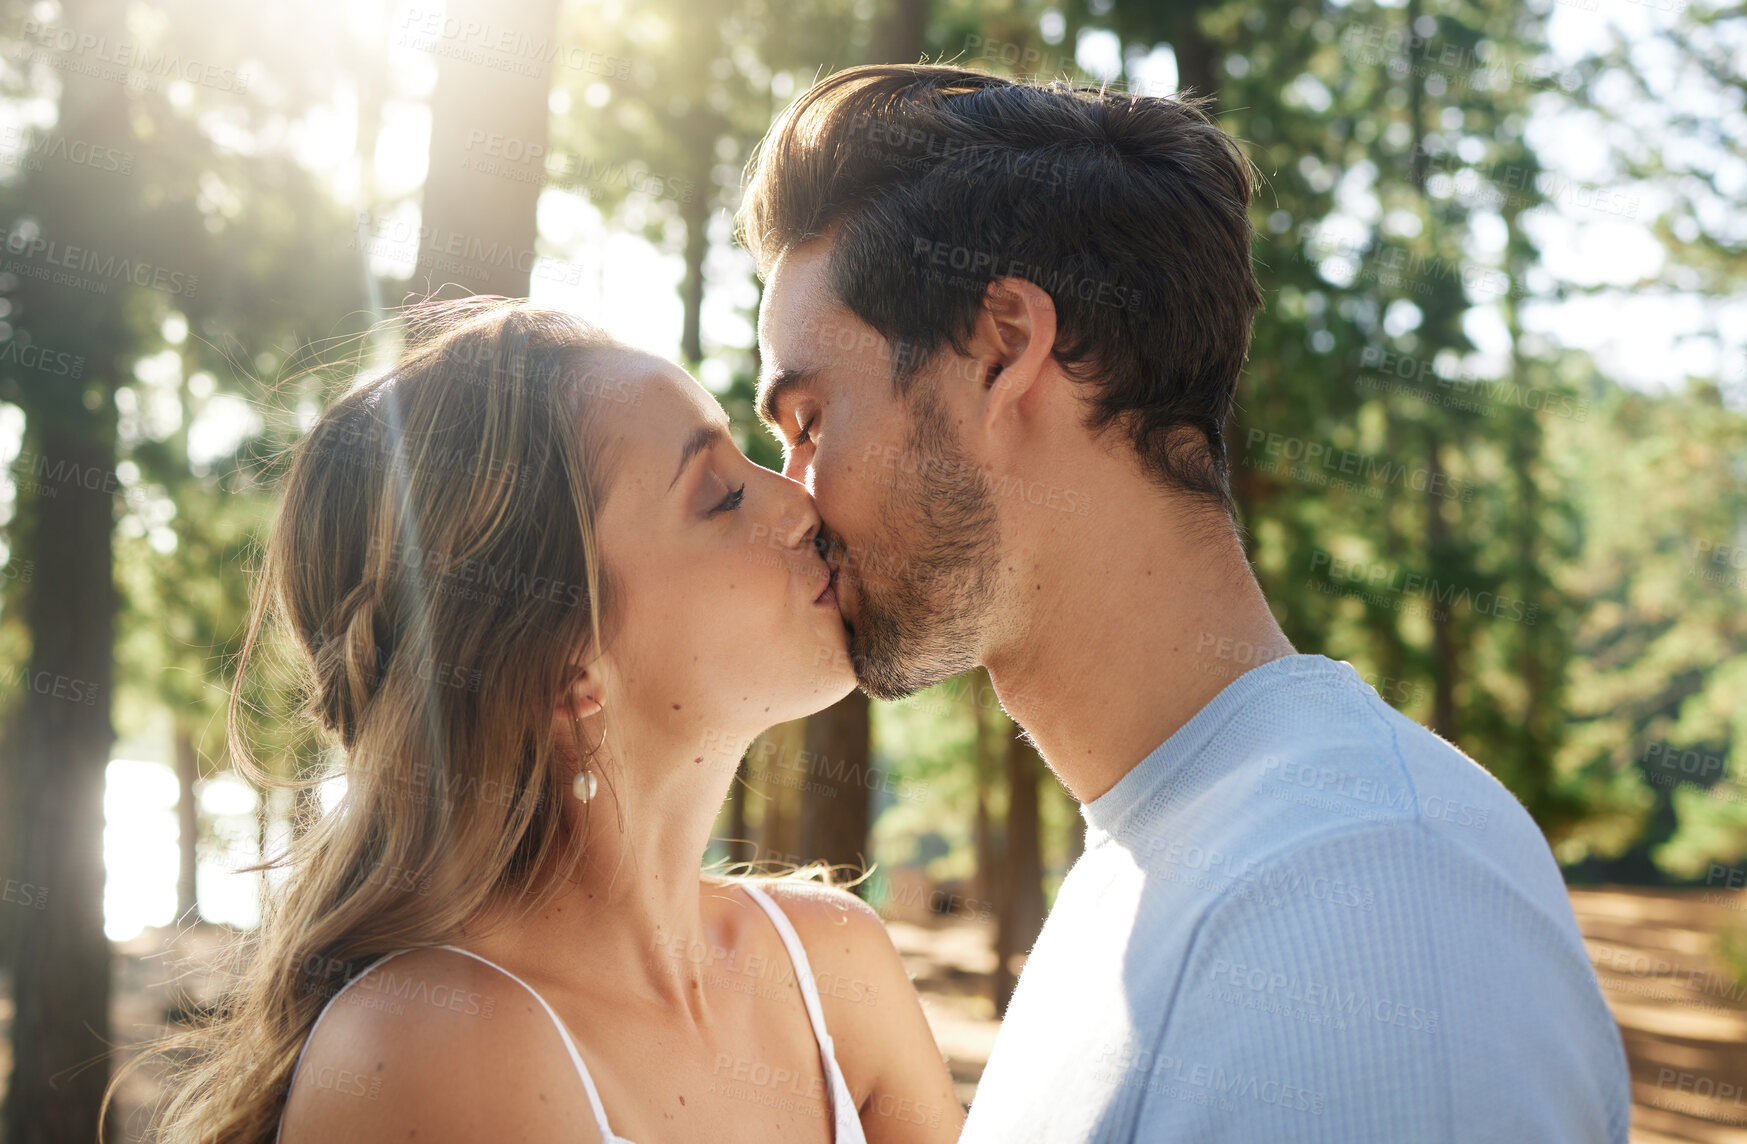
[965,276,1058,433]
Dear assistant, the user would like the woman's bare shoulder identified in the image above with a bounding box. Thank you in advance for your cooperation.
[278,946,601,1144]
[751,880,908,1009]
[752,881,965,1140]
[751,877,881,928]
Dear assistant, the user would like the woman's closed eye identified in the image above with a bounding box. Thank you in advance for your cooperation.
[793,416,815,448]
[710,482,747,515]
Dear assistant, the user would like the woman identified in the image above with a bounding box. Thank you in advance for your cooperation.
[136,298,963,1143]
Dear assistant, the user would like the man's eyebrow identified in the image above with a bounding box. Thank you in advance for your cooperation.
[668,420,731,493]
[755,367,815,432]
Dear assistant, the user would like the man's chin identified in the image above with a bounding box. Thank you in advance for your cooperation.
[853,667,914,704]
[856,668,948,704]
[849,624,961,703]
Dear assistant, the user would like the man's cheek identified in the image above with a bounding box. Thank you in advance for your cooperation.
[806,465,861,571]
[817,436,890,519]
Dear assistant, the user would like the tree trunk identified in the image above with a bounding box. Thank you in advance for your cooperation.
[994,732,1045,1016]
[176,729,200,923]
[678,148,711,368]
[970,671,997,911]
[6,411,119,1144]
[725,756,753,865]
[1426,435,1457,738]
[1174,2,1253,556]
[414,0,560,300]
[754,720,805,865]
[1170,4,1219,105]
[1515,428,1549,813]
[1224,395,1262,558]
[0,714,17,977]
[798,694,873,886]
[872,0,930,64]
[4,0,128,1129]
[1063,787,1086,870]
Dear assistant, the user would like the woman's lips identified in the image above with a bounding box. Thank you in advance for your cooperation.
[814,565,838,606]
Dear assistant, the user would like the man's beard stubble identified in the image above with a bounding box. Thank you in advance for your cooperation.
[840,385,1003,702]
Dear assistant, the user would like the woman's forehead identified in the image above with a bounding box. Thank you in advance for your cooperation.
[589,354,729,504]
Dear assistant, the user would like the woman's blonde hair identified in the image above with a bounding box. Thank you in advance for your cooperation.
[110,297,628,1142]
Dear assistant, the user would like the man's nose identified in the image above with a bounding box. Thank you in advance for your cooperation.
[781,452,814,492]
[773,485,822,552]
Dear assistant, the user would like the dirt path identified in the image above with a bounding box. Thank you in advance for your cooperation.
[1572,887,1747,1143]
[886,916,1001,1108]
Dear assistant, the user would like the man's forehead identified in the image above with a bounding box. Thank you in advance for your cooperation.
[759,239,835,348]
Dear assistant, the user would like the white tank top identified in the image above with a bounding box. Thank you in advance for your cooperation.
[276,884,866,1144]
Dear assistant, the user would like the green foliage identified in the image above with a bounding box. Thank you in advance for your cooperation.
[871,680,984,880]
[2,0,1741,905]
[1556,379,1747,875]
[0,0,379,774]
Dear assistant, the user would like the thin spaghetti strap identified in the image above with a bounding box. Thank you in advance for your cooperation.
[430,945,616,1140]
[742,884,866,1143]
[741,886,834,1045]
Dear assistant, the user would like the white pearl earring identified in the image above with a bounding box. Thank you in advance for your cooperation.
[570,696,603,803]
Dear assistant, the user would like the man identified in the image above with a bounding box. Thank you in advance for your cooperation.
[737,63,1630,1142]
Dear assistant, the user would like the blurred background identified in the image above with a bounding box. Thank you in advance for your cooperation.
[0,0,1741,1139]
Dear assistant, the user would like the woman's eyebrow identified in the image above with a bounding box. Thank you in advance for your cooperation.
[668,420,732,493]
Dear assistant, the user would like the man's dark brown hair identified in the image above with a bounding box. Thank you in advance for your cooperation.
[736,63,1263,513]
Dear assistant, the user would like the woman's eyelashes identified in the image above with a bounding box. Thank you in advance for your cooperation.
[793,415,815,448]
[709,481,747,515]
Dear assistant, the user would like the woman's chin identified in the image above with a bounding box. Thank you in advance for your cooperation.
[797,654,862,711]
[746,677,858,738]
[806,649,861,699]
[828,669,860,703]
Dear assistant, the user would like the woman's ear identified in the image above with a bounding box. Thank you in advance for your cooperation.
[555,663,605,720]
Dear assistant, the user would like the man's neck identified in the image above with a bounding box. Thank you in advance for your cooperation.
[983,494,1294,804]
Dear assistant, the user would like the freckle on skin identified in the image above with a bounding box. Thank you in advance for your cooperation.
[673,703,681,710]
[695,756,703,764]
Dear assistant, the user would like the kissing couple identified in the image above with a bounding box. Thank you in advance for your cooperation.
[154,63,1630,1144]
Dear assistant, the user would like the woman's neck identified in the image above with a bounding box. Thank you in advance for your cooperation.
[460,736,750,1014]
